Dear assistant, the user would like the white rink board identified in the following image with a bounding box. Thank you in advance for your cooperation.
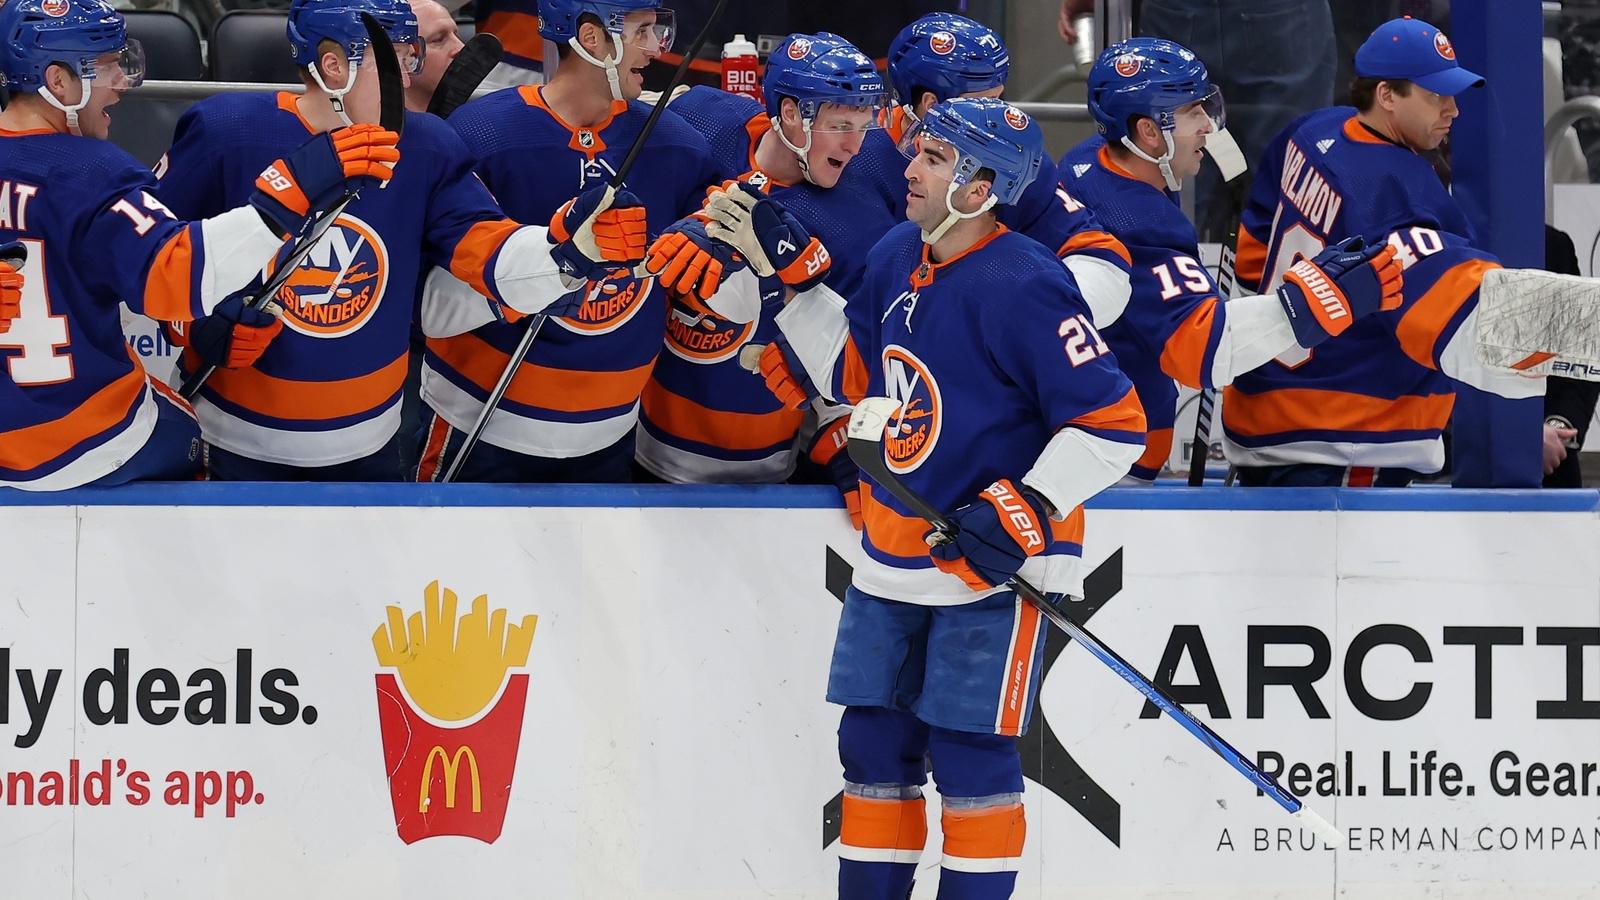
[0,495,1597,899]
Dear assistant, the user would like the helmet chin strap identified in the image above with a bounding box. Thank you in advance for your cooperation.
[307,59,360,127]
[37,75,93,136]
[772,115,819,185]
[1120,130,1182,192]
[921,176,996,245]
[568,32,627,103]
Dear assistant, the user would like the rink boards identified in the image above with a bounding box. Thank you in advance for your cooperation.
[0,484,1596,900]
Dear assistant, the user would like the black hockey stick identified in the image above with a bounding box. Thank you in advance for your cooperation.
[439,0,731,483]
[1187,173,1250,485]
[181,13,405,402]
[427,33,503,118]
[844,396,1341,844]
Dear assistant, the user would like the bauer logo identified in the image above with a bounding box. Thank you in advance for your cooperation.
[373,581,538,845]
[929,31,956,56]
[554,268,654,335]
[40,0,68,16]
[787,38,813,60]
[1433,31,1456,60]
[881,344,941,474]
[665,299,754,365]
[1114,54,1141,77]
[266,213,389,339]
[1004,106,1030,131]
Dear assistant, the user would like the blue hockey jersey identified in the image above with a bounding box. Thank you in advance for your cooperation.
[422,85,721,460]
[779,222,1146,604]
[157,92,534,467]
[0,129,283,489]
[634,86,900,482]
[1223,107,1542,485]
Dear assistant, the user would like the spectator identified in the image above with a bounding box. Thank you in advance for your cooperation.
[407,0,465,112]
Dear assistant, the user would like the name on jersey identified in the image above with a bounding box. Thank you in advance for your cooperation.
[0,180,40,231]
[1280,140,1343,236]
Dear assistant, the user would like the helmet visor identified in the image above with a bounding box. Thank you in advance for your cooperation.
[1170,84,1225,137]
[91,40,145,90]
[612,7,675,53]
[807,95,891,133]
[391,35,425,75]
[895,119,961,181]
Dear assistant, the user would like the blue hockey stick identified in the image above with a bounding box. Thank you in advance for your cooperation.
[845,396,1341,846]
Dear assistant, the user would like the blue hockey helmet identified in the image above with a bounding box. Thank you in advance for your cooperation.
[763,32,890,123]
[1087,37,1222,143]
[899,96,1042,207]
[287,0,423,76]
[0,0,142,92]
[538,0,673,48]
[885,13,1009,111]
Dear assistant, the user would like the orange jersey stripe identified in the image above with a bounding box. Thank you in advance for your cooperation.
[206,354,408,421]
[0,351,145,471]
[428,332,654,414]
[480,11,544,63]
[1134,426,1173,474]
[1395,258,1498,370]
[1223,387,1455,436]
[143,228,197,322]
[840,335,871,406]
[861,482,1086,560]
[997,600,1042,736]
[1069,385,1147,435]
[1058,228,1132,266]
[640,381,803,451]
[942,803,1026,859]
[1159,295,1219,389]
[840,794,928,851]
[450,218,522,302]
[1234,226,1269,288]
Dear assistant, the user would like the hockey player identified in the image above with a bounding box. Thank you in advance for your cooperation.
[632,33,896,498]
[156,0,647,481]
[413,0,721,483]
[728,97,1145,899]
[0,0,401,490]
[1223,17,1545,487]
[1059,38,1405,481]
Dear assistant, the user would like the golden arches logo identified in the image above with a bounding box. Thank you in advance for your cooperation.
[419,745,482,813]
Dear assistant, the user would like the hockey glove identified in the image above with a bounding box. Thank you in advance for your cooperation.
[807,414,862,530]
[1276,237,1402,349]
[180,295,284,370]
[704,183,831,292]
[928,479,1055,592]
[548,185,649,282]
[0,241,23,335]
[644,217,747,311]
[250,124,401,237]
[754,332,817,410]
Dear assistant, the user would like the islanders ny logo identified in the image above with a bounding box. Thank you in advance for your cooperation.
[665,298,754,364]
[882,344,941,473]
[373,582,538,845]
[266,214,390,338]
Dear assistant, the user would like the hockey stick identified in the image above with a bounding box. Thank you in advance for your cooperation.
[426,33,503,118]
[181,13,404,402]
[844,396,1343,846]
[1187,140,1250,486]
[439,0,731,482]
[1474,266,1600,382]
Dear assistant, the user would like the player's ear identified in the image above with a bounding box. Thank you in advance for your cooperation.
[317,47,348,88]
[963,176,993,212]
[780,96,802,129]
[1135,116,1162,153]
[577,18,608,56]
[915,90,938,120]
[41,62,76,104]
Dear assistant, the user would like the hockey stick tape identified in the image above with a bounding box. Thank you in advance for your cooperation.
[1204,128,1248,183]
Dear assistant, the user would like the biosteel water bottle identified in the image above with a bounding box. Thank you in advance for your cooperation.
[721,34,761,101]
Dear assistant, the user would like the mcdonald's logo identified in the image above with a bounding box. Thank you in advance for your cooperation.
[373,583,538,845]
[419,745,482,814]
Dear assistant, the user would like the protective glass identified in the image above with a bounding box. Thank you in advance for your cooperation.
[610,7,675,53]
[895,122,962,181]
[391,36,425,75]
[90,40,146,89]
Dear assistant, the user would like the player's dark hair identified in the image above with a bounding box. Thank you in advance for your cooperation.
[554,12,606,62]
[1350,76,1411,112]
[910,85,938,112]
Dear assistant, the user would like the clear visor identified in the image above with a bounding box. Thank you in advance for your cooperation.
[895,122,962,181]
[1169,84,1225,137]
[86,40,145,89]
[611,8,675,53]
[391,37,425,76]
[806,95,891,133]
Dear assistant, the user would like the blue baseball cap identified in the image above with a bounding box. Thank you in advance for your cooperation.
[1355,17,1483,96]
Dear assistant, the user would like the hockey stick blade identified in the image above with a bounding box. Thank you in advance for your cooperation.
[845,397,1341,846]
[180,15,402,402]
[439,0,731,482]
[427,33,503,118]
[1475,267,1600,381]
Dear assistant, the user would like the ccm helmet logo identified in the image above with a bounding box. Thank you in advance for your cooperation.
[787,38,812,60]
[40,0,68,16]
[929,31,956,55]
[1004,106,1029,130]
[1433,31,1456,60]
[1114,54,1141,77]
